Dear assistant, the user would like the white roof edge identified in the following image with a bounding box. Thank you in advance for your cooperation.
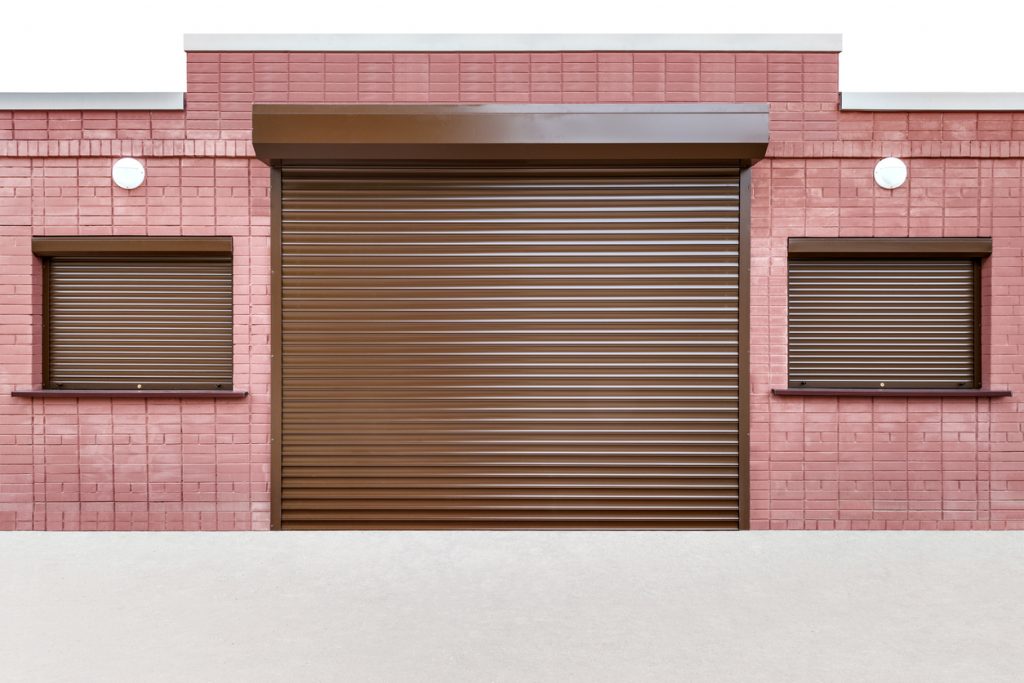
[842,92,1024,111]
[184,33,843,53]
[0,92,184,111]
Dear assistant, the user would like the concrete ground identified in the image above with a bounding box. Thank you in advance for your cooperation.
[1,532,1023,682]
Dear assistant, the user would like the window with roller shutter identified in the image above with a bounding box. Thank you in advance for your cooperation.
[786,238,990,391]
[33,237,234,391]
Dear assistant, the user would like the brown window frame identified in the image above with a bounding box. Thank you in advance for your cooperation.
[777,237,1010,398]
[24,236,243,397]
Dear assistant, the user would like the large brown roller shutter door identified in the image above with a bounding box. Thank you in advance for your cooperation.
[279,163,743,529]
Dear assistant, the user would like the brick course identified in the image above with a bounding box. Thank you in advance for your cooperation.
[1,48,1021,530]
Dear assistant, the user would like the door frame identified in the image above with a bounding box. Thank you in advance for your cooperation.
[269,162,753,530]
[737,166,751,530]
[271,164,283,530]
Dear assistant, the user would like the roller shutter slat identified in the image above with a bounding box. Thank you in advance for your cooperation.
[47,256,233,389]
[788,259,978,389]
[281,163,740,529]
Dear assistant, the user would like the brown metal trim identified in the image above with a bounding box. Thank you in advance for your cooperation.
[737,167,751,531]
[270,165,283,531]
[32,237,233,257]
[788,237,993,260]
[772,388,1011,398]
[12,389,248,398]
[252,104,770,164]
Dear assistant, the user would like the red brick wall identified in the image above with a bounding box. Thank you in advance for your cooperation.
[751,157,1024,529]
[1,49,1023,530]
[0,157,271,530]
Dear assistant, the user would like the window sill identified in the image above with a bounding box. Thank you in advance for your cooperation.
[11,389,249,399]
[772,388,1012,398]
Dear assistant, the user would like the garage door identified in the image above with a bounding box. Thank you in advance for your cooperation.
[279,163,743,529]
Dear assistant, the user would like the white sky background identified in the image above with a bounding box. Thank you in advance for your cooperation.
[0,0,1019,93]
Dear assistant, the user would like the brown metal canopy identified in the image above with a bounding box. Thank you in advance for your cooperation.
[251,104,769,163]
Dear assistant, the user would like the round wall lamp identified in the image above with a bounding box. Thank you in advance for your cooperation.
[112,157,146,190]
[873,156,907,190]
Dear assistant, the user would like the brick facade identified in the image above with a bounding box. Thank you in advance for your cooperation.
[2,47,1022,529]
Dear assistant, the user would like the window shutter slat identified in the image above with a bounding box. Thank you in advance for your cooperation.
[787,259,978,389]
[47,255,233,390]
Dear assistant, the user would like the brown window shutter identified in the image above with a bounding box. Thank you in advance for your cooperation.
[46,255,233,390]
[788,259,979,389]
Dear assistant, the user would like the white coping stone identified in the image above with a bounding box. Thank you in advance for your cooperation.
[842,92,1024,111]
[183,33,844,53]
[0,92,185,111]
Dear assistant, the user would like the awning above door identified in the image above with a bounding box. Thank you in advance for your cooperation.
[251,104,769,164]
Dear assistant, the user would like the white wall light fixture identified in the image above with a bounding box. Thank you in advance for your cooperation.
[112,157,146,190]
[873,156,907,190]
